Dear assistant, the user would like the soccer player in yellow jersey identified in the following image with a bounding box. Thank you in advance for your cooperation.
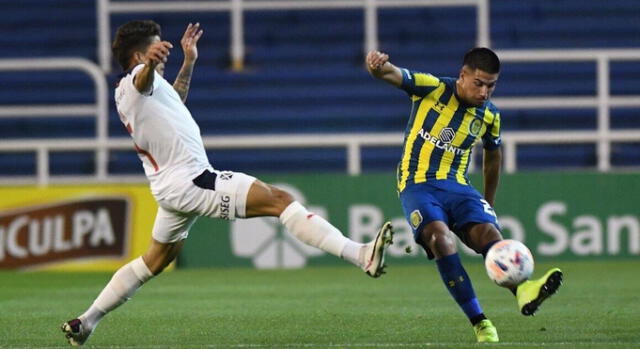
[366,48,563,343]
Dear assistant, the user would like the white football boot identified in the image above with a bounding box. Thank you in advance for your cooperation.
[362,221,394,278]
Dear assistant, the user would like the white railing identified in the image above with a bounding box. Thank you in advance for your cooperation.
[1,52,639,184]
[494,49,640,173]
[1,2,639,186]
[0,134,404,186]
[98,0,489,72]
[0,58,109,185]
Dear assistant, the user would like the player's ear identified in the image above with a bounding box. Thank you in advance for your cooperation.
[133,51,145,64]
[459,67,466,80]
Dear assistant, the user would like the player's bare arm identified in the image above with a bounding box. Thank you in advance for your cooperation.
[366,50,403,87]
[483,147,501,206]
[135,41,173,94]
[173,22,204,103]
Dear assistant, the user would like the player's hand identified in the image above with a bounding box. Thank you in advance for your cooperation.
[145,41,173,67]
[366,50,389,73]
[181,22,204,64]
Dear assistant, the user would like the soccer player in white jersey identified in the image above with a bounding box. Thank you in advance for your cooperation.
[61,20,394,346]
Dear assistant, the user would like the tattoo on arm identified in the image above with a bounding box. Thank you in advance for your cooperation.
[173,64,194,102]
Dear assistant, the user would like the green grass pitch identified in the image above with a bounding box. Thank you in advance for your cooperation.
[1,260,639,348]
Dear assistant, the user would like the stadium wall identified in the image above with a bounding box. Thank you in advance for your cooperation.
[0,185,160,271]
[1,173,638,270]
[182,172,640,268]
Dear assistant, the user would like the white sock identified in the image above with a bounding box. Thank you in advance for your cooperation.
[340,240,366,267]
[79,257,153,330]
[279,201,363,266]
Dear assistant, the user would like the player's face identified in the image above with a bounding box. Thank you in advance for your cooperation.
[457,67,499,107]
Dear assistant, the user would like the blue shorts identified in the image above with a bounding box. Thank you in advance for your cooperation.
[399,180,500,259]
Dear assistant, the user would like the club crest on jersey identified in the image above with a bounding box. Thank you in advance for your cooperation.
[439,127,456,143]
[410,210,423,229]
[219,171,233,180]
[469,118,483,136]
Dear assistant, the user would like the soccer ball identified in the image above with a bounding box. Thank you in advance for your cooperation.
[485,239,534,287]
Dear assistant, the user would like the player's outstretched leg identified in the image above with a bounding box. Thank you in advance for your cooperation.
[246,180,394,277]
[516,268,563,316]
[479,239,564,316]
[279,201,394,277]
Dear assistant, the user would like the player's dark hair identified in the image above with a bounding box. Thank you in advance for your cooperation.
[463,47,500,74]
[112,20,161,71]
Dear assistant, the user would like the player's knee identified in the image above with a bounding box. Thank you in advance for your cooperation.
[430,230,455,250]
[246,181,296,217]
[477,224,502,242]
[468,223,503,253]
[142,254,170,275]
[149,263,166,275]
[143,241,181,275]
[269,186,295,213]
[421,224,456,256]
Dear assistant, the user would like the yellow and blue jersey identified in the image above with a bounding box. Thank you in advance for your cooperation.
[396,69,502,193]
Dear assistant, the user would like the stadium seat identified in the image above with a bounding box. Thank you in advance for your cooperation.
[1,1,639,175]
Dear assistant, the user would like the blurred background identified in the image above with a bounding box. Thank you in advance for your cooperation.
[0,0,639,271]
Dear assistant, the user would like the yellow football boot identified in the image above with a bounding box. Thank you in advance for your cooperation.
[473,319,499,343]
[517,268,563,316]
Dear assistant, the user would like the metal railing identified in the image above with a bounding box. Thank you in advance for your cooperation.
[0,58,109,185]
[1,2,639,186]
[1,50,639,184]
[0,134,404,186]
[494,49,640,173]
[98,0,489,72]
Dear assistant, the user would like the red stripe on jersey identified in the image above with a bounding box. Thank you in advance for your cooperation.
[117,111,127,125]
[134,143,159,172]
[126,123,133,134]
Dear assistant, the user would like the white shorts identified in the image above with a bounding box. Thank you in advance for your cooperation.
[151,170,256,243]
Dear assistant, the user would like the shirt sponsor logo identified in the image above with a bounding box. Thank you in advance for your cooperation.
[0,197,129,270]
[439,127,456,143]
[417,128,465,155]
[220,195,231,220]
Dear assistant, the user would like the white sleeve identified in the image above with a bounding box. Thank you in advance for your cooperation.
[129,64,155,97]
[114,64,153,121]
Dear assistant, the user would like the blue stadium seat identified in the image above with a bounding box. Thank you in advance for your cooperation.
[0,118,95,139]
[502,109,597,131]
[108,151,142,175]
[0,153,36,175]
[611,143,640,167]
[517,144,597,170]
[206,148,346,173]
[1,0,639,175]
[49,152,95,175]
[612,108,640,129]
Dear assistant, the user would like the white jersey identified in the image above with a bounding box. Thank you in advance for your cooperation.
[114,64,211,199]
